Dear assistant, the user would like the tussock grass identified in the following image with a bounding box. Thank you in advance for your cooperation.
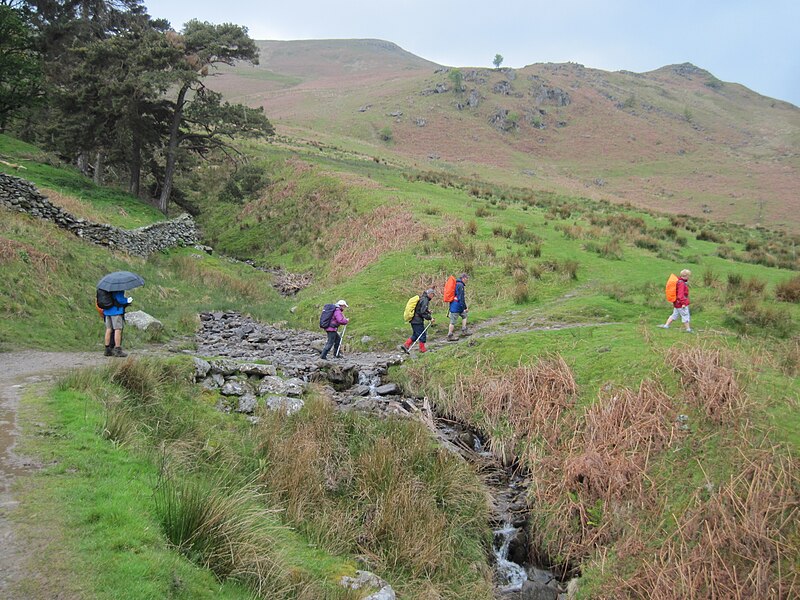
[444,356,577,464]
[529,380,677,567]
[618,442,799,600]
[100,405,135,446]
[724,298,795,338]
[154,471,297,598]
[668,346,747,422]
[253,394,493,598]
[775,275,800,303]
[0,236,56,273]
[326,205,429,282]
[169,255,263,301]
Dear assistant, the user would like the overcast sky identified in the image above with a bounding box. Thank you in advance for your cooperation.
[144,0,800,107]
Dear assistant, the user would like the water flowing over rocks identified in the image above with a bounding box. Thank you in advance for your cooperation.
[0,173,198,256]
[194,311,571,595]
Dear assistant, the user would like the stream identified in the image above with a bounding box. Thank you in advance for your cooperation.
[196,311,573,598]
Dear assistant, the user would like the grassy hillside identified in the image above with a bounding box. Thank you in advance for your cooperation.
[209,40,800,231]
[186,139,799,596]
[3,135,798,598]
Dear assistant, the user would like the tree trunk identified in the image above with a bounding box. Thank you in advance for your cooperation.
[159,83,189,215]
[129,114,142,197]
[93,150,104,185]
[77,152,89,176]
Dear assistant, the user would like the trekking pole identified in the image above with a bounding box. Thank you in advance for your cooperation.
[335,325,347,357]
[407,321,433,353]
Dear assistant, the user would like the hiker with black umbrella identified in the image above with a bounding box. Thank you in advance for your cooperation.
[97,271,144,357]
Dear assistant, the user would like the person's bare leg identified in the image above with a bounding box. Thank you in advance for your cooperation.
[114,329,122,347]
[104,328,112,345]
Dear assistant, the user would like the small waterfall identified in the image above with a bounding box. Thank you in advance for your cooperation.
[358,370,381,396]
[493,522,528,592]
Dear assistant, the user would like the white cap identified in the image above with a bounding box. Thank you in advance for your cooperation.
[336,299,349,307]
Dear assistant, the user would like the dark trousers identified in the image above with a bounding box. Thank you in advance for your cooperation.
[410,322,427,343]
[321,330,341,358]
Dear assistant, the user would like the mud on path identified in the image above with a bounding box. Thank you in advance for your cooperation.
[0,351,110,596]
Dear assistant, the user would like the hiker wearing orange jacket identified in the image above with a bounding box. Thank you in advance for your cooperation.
[659,269,692,333]
[447,273,470,341]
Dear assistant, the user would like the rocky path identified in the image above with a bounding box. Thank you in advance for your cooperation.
[0,351,110,596]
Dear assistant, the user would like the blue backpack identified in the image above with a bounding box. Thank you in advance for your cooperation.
[319,304,336,329]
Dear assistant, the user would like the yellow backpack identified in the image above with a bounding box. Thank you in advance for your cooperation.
[403,295,420,322]
[665,273,679,302]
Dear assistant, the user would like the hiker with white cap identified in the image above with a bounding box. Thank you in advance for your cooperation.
[320,299,349,360]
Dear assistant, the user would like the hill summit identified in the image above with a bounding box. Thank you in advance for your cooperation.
[211,39,800,230]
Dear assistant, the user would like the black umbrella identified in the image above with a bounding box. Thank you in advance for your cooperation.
[97,271,145,292]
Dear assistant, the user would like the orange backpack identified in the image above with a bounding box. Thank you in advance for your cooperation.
[665,273,679,303]
[443,275,457,303]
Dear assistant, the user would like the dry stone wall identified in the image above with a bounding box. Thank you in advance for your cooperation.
[0,173,198,256]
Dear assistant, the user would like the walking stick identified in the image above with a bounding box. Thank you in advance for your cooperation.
[335,325,347,357]
[408,320,433,353]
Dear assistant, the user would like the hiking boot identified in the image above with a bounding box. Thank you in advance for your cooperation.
[112,347,128,358]
[446,332,455,342]
[104,346,113,356]
[683,328,693,333]
[658,324,670,329]
[400,344,410,355]
[419,343,428,353]
[460,328,472,337]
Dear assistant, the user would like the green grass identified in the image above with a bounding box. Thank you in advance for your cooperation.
[0,134,164,228]
[15,355,494,598]
[14,360,367,599]
[0,210,290,351]
[4,134,799,598]
[13,385,254,600]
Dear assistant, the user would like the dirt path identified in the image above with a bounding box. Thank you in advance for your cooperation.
[0,351,109,597]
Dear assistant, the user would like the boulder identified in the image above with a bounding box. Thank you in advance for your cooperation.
[221,380,248,396]
[257,376,289,396]
[265,395,304,416]
[340,571,392,595]
[192,357,211,380]
[283,377,306,397]
[125,310,163,332]
[519,580,558,600]
[199,377,218,391]
[375,383,398,396]
[236,393,258,414]
[365,587,396,600]
[239,362,277,377]
[209,359,240,376]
